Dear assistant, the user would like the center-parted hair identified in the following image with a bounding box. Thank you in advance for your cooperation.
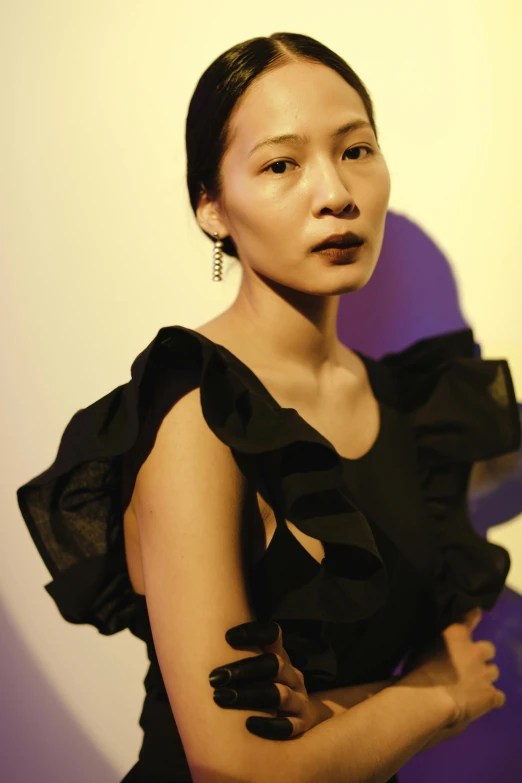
[185,32,379,259]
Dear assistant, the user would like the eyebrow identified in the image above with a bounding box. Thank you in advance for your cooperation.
[247,119,373,158]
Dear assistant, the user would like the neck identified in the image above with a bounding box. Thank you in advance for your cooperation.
[220,297,346,379]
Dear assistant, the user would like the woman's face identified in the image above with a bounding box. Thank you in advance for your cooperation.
[204,59,391,295]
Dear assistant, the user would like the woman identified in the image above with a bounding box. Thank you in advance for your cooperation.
[17,32,521,783]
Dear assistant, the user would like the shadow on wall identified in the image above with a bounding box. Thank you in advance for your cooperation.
[336,211,469,356]
[0,599,114,782]
[339,210,522,783]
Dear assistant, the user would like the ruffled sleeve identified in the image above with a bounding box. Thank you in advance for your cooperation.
[15,327,194,636]
[380,327,521,633]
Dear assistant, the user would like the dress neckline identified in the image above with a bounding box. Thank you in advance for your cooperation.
[173,325,384,464]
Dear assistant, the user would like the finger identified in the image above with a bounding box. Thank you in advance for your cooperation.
[463,607,483,633]
[246,716,298,740]
[476,639,496,662]
[225,621,280,647]
[258,621,283,652]
[261,622,294,667]
[214,682,307,716]
[487,663,500,683]
[209,652,280,688]
[225,621,293,671]
[255,626,303,691]
[213,683,282,710]
[493,688,506,709]
[210,651,303,693]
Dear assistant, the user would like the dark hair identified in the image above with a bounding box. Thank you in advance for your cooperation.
[185,32,379,259]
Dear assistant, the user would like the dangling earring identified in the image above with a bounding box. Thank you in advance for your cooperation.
[212,232,224,282]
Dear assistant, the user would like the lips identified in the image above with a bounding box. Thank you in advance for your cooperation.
[318,240,364,250]
[312,232,365,252]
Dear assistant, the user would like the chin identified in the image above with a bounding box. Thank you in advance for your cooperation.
[331,265,376,294]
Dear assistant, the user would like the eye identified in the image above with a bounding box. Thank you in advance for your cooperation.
[262,145,374,175]
[343,145,374,161]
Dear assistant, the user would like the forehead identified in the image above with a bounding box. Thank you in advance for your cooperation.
[227,61,369,153]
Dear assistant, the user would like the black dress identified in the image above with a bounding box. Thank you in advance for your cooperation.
[16,325,521,783]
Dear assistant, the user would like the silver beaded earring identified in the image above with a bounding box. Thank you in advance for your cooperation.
[212,232,224,282]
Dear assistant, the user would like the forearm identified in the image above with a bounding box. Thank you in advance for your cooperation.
[311,678,397,723]
[271,670,456,783]
[311,676,456,755]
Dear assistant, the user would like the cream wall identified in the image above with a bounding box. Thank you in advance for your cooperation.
[2,1,521,779]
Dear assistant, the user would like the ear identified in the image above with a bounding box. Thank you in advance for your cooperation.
[196,187,228,240]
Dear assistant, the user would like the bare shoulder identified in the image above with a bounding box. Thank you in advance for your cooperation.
[134,385,245,497]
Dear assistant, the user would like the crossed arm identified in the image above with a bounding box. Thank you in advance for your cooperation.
[311,677,396,722]
[311,675,447,752]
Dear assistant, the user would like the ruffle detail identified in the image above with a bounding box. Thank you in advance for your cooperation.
[379,327,521,633]
[154,328,395,628]
[16,325,391,636]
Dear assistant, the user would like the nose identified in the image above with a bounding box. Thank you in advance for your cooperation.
[312,162,356,216]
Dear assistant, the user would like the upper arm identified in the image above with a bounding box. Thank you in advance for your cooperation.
[132,387,290,783]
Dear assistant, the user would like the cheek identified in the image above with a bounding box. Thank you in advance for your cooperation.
[237,188,297,235]
[377,161,391,200]
[364,167,391,212]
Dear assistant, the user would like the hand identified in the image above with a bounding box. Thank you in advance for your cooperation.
[402,607,505,740]
[208,620,319,740]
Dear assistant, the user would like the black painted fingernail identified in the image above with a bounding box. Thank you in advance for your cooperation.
[209,653,279,688]
[225,627,247,645]
[214,684,281,710]
[213,688,238,707]
[226,621,280,646]
[209,668,230,687]
[246,716,293,740]
[228,653,279,685]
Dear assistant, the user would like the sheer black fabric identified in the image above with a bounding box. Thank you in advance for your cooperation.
[17,325,521,782]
